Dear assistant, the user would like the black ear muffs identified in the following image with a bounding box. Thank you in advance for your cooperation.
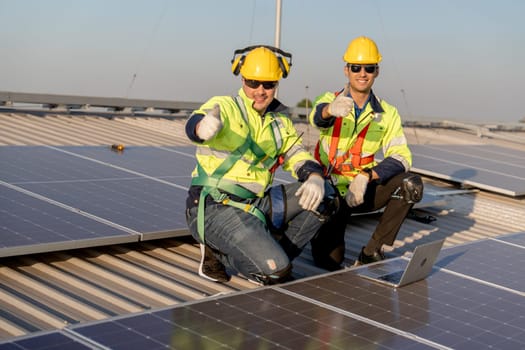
[230,45,292,78]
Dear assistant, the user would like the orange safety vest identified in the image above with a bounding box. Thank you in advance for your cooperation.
[314,94,374,177]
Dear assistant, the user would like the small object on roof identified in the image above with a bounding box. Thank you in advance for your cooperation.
[111,144,125,152]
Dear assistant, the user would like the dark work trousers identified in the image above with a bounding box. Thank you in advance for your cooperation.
[310,172,417,271]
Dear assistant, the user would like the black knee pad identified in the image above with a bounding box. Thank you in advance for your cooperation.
[401,174,424,203]
[250,263,293,285]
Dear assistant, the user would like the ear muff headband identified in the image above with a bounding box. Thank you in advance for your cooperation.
[231,45,292,78]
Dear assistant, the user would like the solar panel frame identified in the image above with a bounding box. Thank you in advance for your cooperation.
[0,330,96,350]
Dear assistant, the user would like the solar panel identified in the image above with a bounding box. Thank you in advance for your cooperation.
[2,143,524,348]
[0,146,193,257]
[0,146,133,183]
[283,261,525,349]
[17,178,188,238]
[410,144,525,196]
[0,185,137,257]
[9,253,525,349]
[435,237,525,293]
[68,289,433,349]
[494,231,525,246]
[57,145,197,180]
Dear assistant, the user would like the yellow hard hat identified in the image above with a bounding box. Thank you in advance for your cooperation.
[343,36,382,64]
[231,46,291,80]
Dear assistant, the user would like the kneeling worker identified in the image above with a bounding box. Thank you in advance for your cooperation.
[185,45,337,285]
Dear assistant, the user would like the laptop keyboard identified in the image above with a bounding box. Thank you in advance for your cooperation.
[378,270,404,283]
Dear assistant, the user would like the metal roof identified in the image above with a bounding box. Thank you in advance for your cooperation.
[1,107,524,341]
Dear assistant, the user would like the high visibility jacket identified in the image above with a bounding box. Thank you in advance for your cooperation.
[309,90,412,196]
[190,88,317,197]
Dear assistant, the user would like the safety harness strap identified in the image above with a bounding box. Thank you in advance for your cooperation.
[194,96,282,242]
[233,95,284,172]
[314,92,375,177]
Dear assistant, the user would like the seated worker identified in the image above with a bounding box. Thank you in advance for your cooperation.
[185,45,337,285]
[308,36,423,271]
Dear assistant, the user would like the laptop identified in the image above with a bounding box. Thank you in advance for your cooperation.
[356,239,445,288]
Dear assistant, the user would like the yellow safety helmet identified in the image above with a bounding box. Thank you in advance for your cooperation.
[343,36,382,64]
[231,45,292,80]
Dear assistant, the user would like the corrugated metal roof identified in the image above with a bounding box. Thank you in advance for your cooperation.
[1,109,524,341]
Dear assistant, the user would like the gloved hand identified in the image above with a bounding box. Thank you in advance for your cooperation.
[327,86,353,116]
[196,104,222,141]
[345,173,368,207]
[295,174,325,212]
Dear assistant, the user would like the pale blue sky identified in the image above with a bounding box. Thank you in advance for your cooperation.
[1,0,524,123]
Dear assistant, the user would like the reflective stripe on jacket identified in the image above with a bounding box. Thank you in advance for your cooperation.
[190,88,316,197]
[309,90,412,195]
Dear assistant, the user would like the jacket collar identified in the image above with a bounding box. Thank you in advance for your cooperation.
[368,90,385,114]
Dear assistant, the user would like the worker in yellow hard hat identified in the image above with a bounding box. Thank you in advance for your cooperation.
[185,45,337,284]
[308,36,423,270]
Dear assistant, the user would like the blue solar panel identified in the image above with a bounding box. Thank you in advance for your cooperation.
[0,146,192,257]
[410,144,525,196]
[0,146,133,183]
[435,238,525,293]
[57,145,197,180]
[18,178,188,236]
[494,231,525,246]
[69,289,433,349]
[284,258,525,349]
[0,185,137,257]
[12,248,525,350]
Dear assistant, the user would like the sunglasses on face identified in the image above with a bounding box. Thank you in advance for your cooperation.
[348,64,378,74]
[244,79,278,90]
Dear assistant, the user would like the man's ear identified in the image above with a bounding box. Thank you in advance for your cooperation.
[343,64,350,78]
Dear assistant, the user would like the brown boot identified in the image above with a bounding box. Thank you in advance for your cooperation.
[198,244,230,282]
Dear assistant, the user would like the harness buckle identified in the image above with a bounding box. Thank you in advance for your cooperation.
[208,188,228,202]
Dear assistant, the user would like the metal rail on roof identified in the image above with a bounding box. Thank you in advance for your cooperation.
[0,90,312,119]
[0,91,202,114]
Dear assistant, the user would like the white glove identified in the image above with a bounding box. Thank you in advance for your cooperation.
[327,87,353,116]
[345,173,369,207]
[196,104,222,141]
[295,174,325,212]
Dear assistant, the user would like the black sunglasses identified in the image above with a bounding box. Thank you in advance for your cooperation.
[244,79,278,90]
[348,64,377,74]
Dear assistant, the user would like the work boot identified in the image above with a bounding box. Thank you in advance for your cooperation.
[199,244,230,282]
[354,247,385,266]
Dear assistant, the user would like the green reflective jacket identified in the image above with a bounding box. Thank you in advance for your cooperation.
[309,91,412,195]
[191,88,316,197]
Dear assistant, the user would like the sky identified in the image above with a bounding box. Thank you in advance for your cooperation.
[1,0,524,124]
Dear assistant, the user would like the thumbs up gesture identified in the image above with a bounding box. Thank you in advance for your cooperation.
[327,85,353,117]
[196,104,222,141]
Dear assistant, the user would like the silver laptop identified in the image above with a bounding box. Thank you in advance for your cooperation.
[357,239,445,288]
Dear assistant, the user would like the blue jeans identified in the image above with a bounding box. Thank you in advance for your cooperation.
[186,182,323,282]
